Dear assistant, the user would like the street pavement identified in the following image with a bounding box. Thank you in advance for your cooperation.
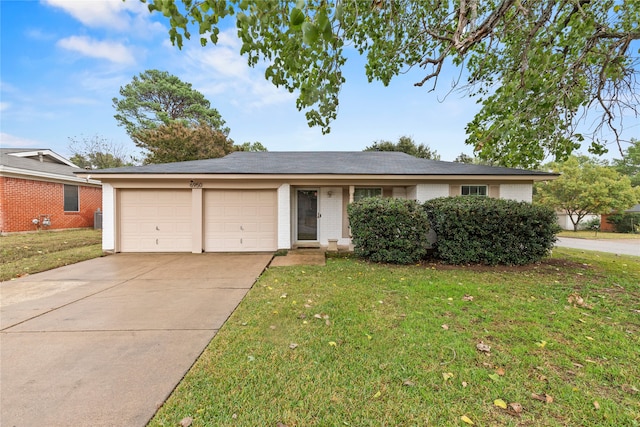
[555,237,639,257]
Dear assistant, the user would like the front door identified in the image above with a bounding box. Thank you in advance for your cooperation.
[297,189,318,241]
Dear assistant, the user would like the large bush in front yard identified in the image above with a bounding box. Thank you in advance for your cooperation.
[348,197,430,264]
[423,197,560,265]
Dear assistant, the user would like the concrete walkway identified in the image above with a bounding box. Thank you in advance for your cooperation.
[1,253,272,427]
[556,237,639,256]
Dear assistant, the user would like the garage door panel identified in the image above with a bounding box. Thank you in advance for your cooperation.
[120,190,192,253]
[204,190,276,252]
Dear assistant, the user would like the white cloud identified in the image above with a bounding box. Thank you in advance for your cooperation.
[0,133,46,148]
[181,29,294,110]
[57,36,135,64]
[42,0,148,32]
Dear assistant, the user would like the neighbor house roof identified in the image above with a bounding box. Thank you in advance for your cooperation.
[0,148,101,185]
[79,151,557,178]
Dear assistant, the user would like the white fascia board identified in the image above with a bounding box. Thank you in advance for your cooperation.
[8,150,79,167]
[0,165,101,186]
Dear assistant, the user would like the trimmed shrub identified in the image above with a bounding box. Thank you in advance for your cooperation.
[423,197,560,265]
[347,197,430,264]
[606,212,640,233]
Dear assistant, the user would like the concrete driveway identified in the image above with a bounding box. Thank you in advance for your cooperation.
[1,253,272,427]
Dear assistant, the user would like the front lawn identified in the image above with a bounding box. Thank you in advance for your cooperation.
[150,248,640,426]
[0,229,103,281]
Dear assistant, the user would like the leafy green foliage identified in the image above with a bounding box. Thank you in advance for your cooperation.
[112,69,228,141]
[606,212,640,233]
[135,121,234,164]
[235,141,268,152]
[68,134,133,169]
[144,0,639,167]
[364,135,440,160]
[423,197,559,265]
[612,138,640,187]
[535,156,639,231]
[347,197,430,264]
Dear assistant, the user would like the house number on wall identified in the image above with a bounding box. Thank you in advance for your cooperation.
[189,180,203,188]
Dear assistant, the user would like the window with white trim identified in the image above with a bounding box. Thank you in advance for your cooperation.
[354,187,382,202]
[64,184,79,212]
[461,185,487,196]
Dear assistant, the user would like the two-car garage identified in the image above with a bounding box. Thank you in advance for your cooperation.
[118,189,277,253]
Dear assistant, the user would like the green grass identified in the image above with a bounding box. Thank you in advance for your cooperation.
[150,248,640,426]
[0,229,103,281]
[558,230,640,239]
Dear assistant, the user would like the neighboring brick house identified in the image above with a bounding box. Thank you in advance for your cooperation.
[0,148,102,233]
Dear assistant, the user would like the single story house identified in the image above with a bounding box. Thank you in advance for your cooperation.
[77,151,557,253]
[0,148,102,233]
[556,213,600,231]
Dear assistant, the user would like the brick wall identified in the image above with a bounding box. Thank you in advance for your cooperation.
[0,177,102,233]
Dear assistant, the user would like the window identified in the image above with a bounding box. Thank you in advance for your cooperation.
[64,184,79,212]
[461,185,487,196]
[354,187,382,202]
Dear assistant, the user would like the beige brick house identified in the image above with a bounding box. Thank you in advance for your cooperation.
[78,151,556,253]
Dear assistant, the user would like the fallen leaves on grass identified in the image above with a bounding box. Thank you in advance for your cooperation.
[476,342,491,353]
[488,373,500,382]
[568,293,593,309]
[462,295,474,301]
[460,415,474,424]
[442,372,454,382]
[593,400,600,410]
[494,399,507,409]
[508,402,523,415]
[531,392,553,403]
[441,324,450,330]
[402,379,415,387]
[179,417,193,427]
[289,343,298,350]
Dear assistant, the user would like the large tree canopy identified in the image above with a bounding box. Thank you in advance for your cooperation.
[113,69,228,141]
[136,121,235,164]
[534,155,639,231]
[142,0,639,168]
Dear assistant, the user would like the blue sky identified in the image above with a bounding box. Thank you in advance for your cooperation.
[1,1,636,162]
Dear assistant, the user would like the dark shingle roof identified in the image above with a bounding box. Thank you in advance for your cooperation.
[84,151,555,176]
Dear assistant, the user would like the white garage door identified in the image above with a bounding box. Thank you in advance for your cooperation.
[204,190,277,252]
[120,190,192,252]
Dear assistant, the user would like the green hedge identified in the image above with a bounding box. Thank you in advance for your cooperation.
[347,197,430,264]
[606,212,640,233]
[423,197,559,265]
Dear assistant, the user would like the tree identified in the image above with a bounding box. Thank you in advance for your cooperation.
[113,69,228,142]
[453,153,475,164]
[68,134,133,169]
[364,136,440,160]
[135,121,235,164]
[235,141,268,152]
[145,1,639,168]
[535,156,639,231]
[612,138,640,187]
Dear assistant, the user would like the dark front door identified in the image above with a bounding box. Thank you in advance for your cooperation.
[297,189,318,241]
